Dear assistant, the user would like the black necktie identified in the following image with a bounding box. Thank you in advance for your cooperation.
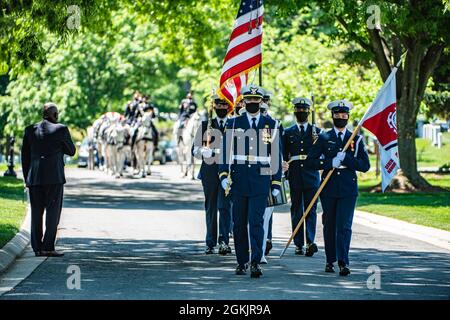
[300,125,305,137]
[338,132,343,146]
[219,120,224,132]
[251,117,257,130]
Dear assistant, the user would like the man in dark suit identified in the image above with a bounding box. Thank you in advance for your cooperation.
[192,95,231,255]
[21,102,76,257]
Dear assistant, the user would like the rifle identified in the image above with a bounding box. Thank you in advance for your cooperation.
[207,88,215,147]
[311,93,319,144]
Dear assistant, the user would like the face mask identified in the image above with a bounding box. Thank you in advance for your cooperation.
[215,109,228,118]
[295,111,309,123]
[235,106,242,115]
[333,118,348,128]
[246,102,260,114]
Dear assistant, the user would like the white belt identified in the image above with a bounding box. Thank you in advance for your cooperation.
[289,154,307,161]
[337,165,347,169]
[233,155,271,163]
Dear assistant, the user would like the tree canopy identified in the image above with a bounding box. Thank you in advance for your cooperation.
[0,0,449,188]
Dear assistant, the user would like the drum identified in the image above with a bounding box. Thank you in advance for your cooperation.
[267,175,288,207]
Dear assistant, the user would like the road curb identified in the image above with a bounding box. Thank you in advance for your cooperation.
[0,203,31,274]
[354,210,450,251]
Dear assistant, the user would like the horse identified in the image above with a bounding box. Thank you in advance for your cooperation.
[133,112,155,178]
[174,111,202,179]
[104,119,128,178]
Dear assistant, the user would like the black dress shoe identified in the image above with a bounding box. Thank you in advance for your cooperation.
[226,244,232,254]
[295,246,304,255]
[265,240,272,256]
[325,263,335,273]
[339,265,351,276]
[305,243,318,257]
[250,263,262,278]
[205,247,214,254]
[41,250,64,257]
[235,264,248,275]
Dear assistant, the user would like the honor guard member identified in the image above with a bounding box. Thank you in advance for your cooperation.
[306,100,370,276]
[192,95,232,255]
[219,85,282,278]
[282,97,321,257]
[259,91,283,261]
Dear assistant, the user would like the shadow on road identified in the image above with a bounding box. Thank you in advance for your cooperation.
[2,237,449,300]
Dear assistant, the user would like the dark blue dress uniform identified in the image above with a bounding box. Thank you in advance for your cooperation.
[219,92,282,272]
[192,117,231,253]
[283,102,321,255]
[259,92,283,256]
[306,100,370,274]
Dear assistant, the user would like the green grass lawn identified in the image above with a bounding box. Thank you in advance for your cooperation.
[367,133,450,170]
[356,171,450,231]
[0,176,27,248]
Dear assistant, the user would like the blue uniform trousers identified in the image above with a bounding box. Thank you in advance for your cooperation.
[290,186,318,248]
[231,193,267,266]
[320,195,357,265]
[202,179,231,248]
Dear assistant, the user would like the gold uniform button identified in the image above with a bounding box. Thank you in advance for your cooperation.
[337,172,341,175]
[301,149,304,151]
[301,164,304,167]
[248,165,251,168]
[339,148,342,151]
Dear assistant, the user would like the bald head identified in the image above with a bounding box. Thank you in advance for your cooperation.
[43,102,59,123]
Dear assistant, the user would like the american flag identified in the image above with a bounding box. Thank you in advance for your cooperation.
[218,0,264,110]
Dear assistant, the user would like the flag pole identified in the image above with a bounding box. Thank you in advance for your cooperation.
[259,64,263,87]
[280,124,362,258]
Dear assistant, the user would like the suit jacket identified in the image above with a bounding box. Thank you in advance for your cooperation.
[283,123,321,189]
[219,114,282,197]
[306,128,370,197]
[21,120,76,186]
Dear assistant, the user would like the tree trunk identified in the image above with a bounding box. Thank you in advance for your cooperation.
[396,48,432,190]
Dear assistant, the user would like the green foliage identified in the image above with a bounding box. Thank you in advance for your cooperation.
[0,9,191,137]
[262,20,383,123]
[0,176,27,248]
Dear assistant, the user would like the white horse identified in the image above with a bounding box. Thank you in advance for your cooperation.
[174,112,202,179]
[133,113,155,178]
[104,120,128,178]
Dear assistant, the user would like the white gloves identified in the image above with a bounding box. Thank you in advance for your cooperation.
[336,151,346,161]
[221,178,231,191]
[282,161,289,173]
[200,147,213,158]
[271,189,280,197]
[332,157,342,168]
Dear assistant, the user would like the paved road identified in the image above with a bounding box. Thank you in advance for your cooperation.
[1,166,449,299]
